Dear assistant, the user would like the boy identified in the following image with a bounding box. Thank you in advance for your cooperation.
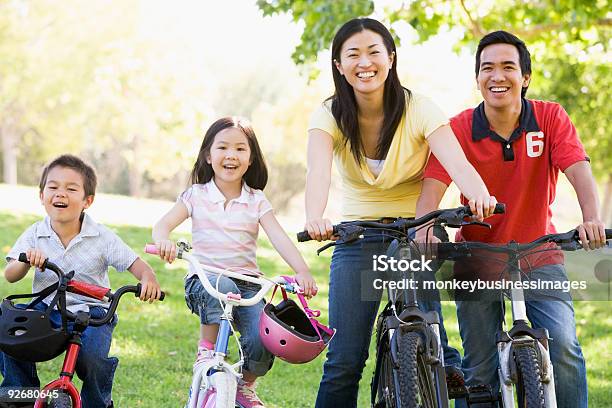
[1,154,162,408]
[416,31,605,407]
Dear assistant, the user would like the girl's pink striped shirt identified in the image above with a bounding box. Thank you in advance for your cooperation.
[179,180,272,278]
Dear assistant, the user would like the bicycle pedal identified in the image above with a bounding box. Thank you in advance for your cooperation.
[466,384,499,405]
[447,385,468,399]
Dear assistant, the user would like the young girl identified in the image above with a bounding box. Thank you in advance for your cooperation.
[152,117,316,408]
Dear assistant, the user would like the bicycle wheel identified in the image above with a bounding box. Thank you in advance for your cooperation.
[376,335,401,408]
[397,331,436,408]
[514,345,546,408]
[46,391,72,408]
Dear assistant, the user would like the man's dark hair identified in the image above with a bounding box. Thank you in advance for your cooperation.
[39,154,97,197]
[476,30,532,97]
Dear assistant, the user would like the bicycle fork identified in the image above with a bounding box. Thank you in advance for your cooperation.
[187,303,242,408]
[496,258,557,407]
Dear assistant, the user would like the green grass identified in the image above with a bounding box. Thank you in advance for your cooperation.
[0,211,610,407]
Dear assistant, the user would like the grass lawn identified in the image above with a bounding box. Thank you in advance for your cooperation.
[0,211,610,407]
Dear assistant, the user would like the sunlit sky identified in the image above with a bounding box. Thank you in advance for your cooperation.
[137,0,480,116]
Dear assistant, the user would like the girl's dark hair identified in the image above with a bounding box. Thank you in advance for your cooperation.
[475,30,532,97]
[190,117,268,189]
[329,18,410,164]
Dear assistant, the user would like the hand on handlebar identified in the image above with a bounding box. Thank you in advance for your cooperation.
[468,195,498,221]
[304,218,335,242]
[576,219,607,251]
[138,274,163,303]
[22,248,47,270]
[155,240,177,263]
[295,271,318,298]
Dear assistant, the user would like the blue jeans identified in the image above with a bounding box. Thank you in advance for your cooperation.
[0,303,118,408]
[455,264,587,408]
[184,275,274,377]
[315,232,461,408]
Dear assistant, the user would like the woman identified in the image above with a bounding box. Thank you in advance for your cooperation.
[304,18,496,407]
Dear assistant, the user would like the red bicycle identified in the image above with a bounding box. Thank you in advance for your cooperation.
[0,253,164,408]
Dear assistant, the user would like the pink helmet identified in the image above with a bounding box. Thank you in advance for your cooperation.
[259,276,335,364]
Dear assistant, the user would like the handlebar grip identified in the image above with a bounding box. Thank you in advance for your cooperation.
[17,252,48,269]
[298,226,340,242]
[494,203,505,214]
[134,283,166,301]
[144,244,159,255]
[297,231,312,242]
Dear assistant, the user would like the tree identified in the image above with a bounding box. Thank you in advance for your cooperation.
[256,0,611,221]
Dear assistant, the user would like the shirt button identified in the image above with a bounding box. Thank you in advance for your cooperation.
[506,144,510,149]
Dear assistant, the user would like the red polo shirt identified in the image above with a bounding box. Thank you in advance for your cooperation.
[425,99,588,271]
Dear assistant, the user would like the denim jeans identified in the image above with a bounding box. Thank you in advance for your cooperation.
[0,303,118,408]
[455,264,587,408]
[184,274,274,377]
[315,232,461,408]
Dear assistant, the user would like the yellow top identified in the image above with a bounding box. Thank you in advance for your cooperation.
[308,91,448,220]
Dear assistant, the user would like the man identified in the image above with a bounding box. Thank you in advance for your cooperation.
[416,31,606,407]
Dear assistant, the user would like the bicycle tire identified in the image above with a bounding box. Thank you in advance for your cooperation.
[397,331,436,408]
[376,335,401,408]
[46,391,72,408]
[515,345,546,408]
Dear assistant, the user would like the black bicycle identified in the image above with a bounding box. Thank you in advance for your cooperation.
[298,203,505,408]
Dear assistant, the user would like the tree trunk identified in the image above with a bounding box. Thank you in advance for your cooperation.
[1,130,18,184]
[127,135,142,197]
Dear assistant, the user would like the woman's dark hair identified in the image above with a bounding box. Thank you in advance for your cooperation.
[329,18,410,164]
[190,117,268,189]
[475,30,532,97]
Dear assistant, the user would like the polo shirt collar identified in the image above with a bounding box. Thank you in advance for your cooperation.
[37,212,99,239]
[472,98,540,142]
[206,180,252,204]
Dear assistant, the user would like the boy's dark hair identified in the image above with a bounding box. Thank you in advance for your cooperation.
[190,117,268,189]
[39,154,97,197]
[476,30,532,97]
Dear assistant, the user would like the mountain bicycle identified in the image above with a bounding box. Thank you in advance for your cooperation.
[144,240,323,408]
[297,203,505,408]
[436,228,612,407]
[0,253,165,408]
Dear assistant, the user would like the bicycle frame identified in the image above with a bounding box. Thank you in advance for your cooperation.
[34,334,83,408]
[144,242,292,408]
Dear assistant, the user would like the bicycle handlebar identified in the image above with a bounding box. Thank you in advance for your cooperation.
[144,244,295,306]
[436,229,612,260]
[297,203,506,243]
[17,253,165,327]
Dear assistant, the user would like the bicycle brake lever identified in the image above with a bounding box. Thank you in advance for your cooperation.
[463,220,492,229]
[316,242,336,256]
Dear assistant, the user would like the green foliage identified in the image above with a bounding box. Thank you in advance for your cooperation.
[257,0,374,65]
[256,0,611,180]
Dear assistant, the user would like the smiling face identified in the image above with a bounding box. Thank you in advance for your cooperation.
[207,127,252,188]
[334,29,394,98]
[40,166,93,225]
[477,43,530,110]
